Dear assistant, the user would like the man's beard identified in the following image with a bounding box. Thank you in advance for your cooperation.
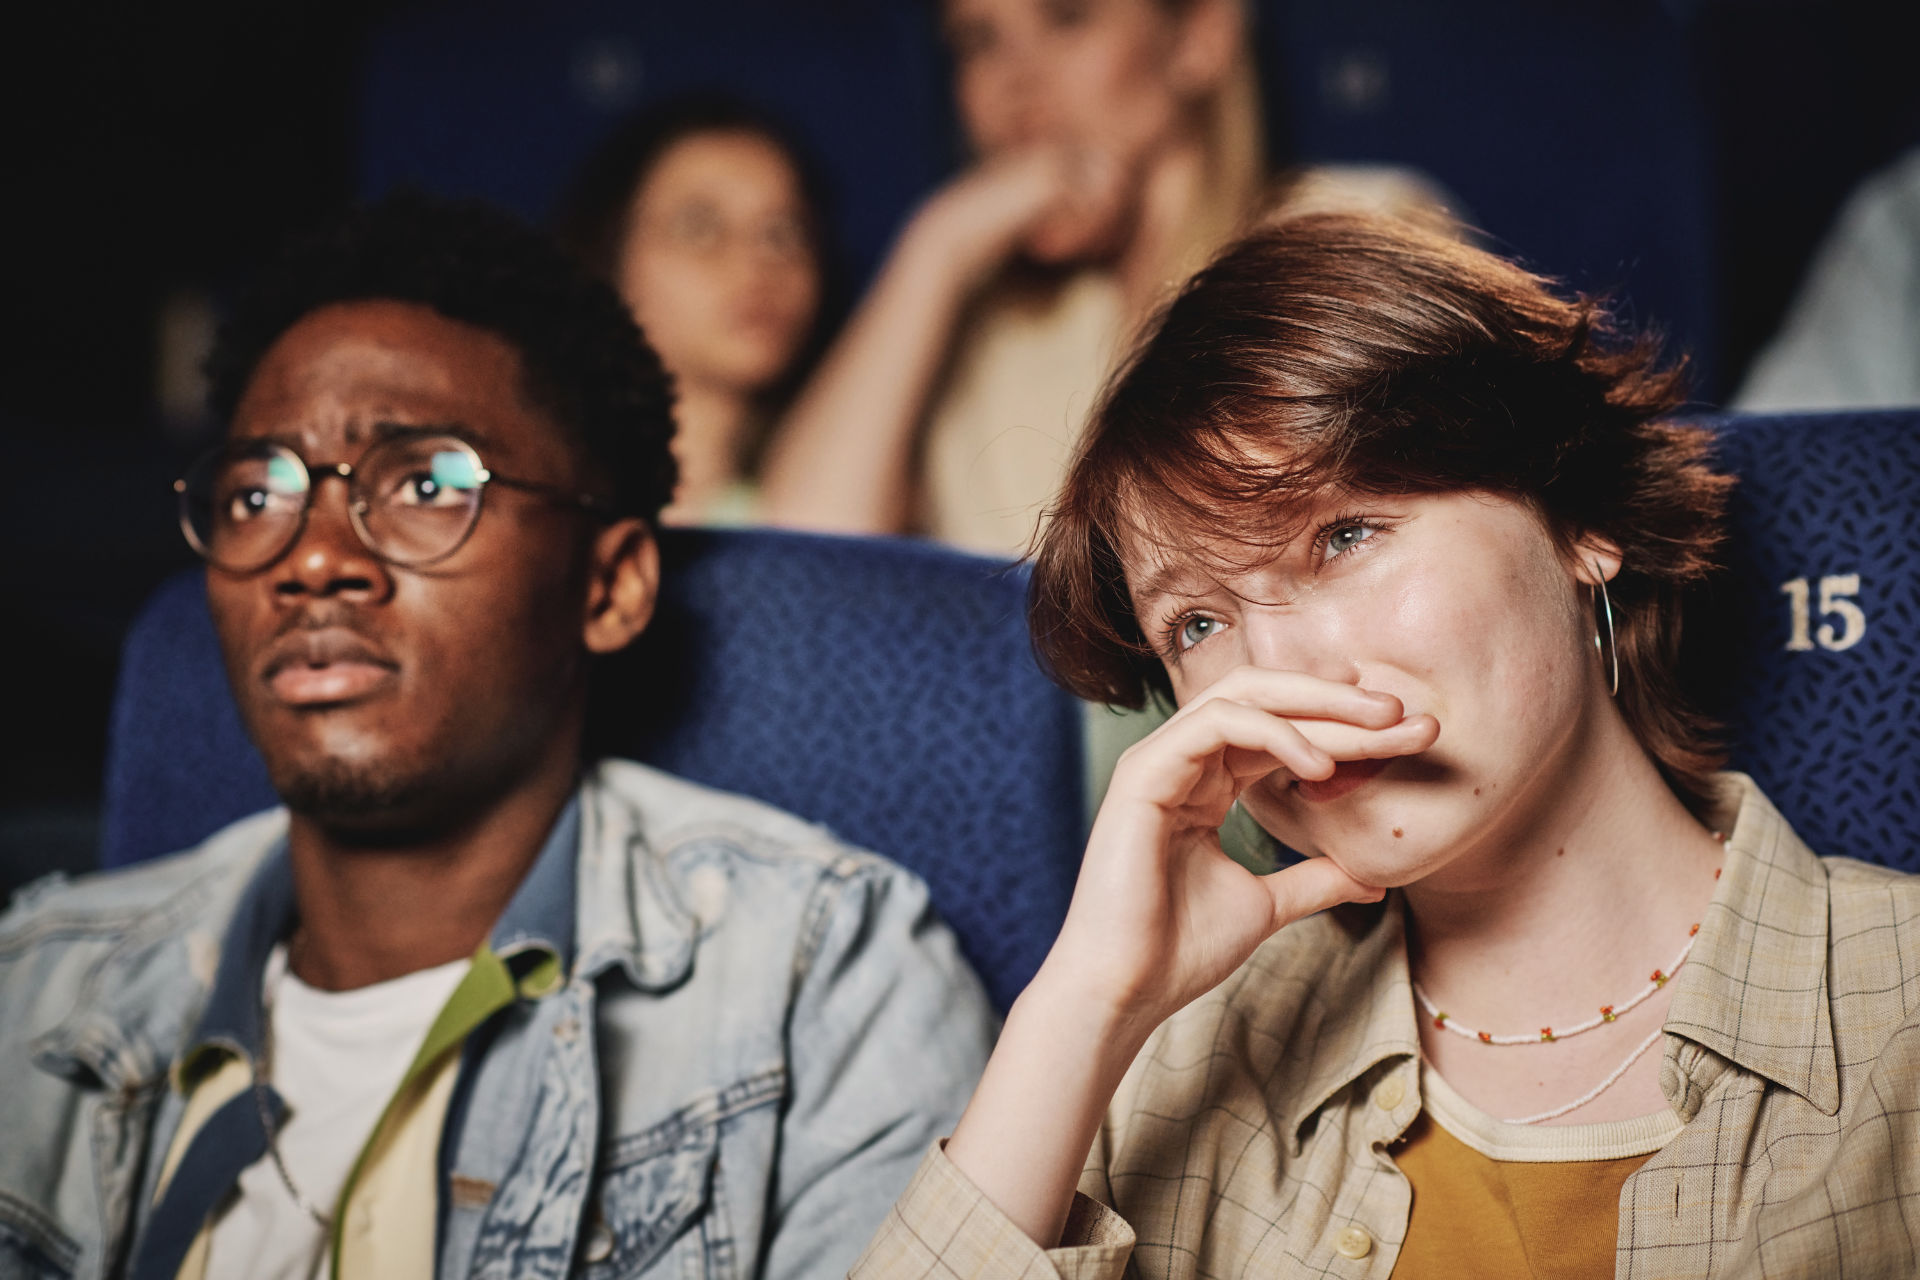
[272,756,437,836]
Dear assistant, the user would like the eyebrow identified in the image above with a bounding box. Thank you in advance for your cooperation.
[246,419,496,455]
[1129,562,1223,609]
[365,419,496,451]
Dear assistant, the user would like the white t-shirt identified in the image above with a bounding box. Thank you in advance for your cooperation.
[202,945,469,1280]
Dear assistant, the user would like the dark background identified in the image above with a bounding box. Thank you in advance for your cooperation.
[4,0,1916,897]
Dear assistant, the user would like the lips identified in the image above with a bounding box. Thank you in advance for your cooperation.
[260,628,399,707]
[1294,757,1389,804]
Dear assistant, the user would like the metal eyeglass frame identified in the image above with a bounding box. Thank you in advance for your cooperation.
[174,433,611,572]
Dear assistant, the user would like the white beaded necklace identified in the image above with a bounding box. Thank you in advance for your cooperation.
[1412,843,1726,1125]
[1502,1029,1668,1125]
[1413,925,1701,1046]
[1412,847,1725,1048]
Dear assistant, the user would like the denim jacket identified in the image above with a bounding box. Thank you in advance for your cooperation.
[0,759,997,1280]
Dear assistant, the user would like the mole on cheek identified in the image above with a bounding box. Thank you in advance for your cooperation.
[1392,827,1404,839]
[1473,787,1482,797]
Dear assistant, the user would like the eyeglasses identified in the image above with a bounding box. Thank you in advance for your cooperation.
[175,432,608,572]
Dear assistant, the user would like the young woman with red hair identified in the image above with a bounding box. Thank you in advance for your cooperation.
[856,213,1920,1279]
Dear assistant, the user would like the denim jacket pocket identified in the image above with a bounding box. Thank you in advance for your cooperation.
[579,1113,721,1280]
[0,1193,80,1280]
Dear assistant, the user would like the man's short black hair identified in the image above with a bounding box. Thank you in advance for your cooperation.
[207,189,677,526]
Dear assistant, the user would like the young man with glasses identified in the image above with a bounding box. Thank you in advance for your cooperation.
[0,193,995,1280]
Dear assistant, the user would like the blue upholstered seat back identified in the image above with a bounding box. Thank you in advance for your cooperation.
[1691,411,1918,871]
[100,529,1083,1010]
[1232,412,1917,874]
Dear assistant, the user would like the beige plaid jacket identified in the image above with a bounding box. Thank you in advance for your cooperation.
[853,774,1920,1278]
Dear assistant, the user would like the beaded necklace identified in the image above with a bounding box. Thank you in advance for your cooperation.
[1413,843,1725,1049]
[1415,925,1700,1046]
[1412,841,1726,1125]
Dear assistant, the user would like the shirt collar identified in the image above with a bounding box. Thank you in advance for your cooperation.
[487,794,580,996]
[174,794,583,1090]
[175,838,297,1088]
[1287,897,1421,1146]
[574,761,699,991]
[1662,772,1840,1115]
[1281,771,1843,1140]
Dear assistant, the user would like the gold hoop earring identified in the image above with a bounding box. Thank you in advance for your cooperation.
[1591,560,1619,698]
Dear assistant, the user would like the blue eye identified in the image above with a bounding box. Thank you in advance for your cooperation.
[1324,523,1377,560]
[1176,615,1222,652]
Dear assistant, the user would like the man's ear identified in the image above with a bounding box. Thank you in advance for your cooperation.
[1168,0,1243,98]
[583,519,659,655]
[1570,533,1623,587]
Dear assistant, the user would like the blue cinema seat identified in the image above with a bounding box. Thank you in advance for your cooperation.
[1687,411,1919,872]
[100,529,1083,1011]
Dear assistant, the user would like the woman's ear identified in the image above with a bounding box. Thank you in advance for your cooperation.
[1168,0,1243,98]
[582,519,660,655]
[1571,534,1624,587]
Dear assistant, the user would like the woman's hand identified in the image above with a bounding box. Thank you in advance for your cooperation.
[1041,667,1439,1036]
[758,147,1072,535]
[898,148,1077,292]
[941,668,1437,1246]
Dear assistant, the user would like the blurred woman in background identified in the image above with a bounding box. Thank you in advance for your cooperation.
[763,0,1452,814]
[559,93,828,525]
[760,0,1450,557]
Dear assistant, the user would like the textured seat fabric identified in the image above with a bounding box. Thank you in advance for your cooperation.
[100,528,1083,1010]
[1684,410,1919,872]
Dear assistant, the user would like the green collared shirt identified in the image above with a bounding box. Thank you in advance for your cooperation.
[856,774,1920,1278]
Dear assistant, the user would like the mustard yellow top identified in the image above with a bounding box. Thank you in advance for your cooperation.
[1391,1063,1681,1278]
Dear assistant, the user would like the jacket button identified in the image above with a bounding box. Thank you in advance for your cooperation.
[583,1221,614,1264]
[1374,1075,1406,1110]
[1335,1225,1373,1260]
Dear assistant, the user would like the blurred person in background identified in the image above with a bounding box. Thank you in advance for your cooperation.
[558,93,829,526]
[1735,147,1920,412]
[758,0,1453,558]
[760,0,1452,818]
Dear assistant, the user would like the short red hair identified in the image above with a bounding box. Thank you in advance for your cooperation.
[1030,212,1733,813]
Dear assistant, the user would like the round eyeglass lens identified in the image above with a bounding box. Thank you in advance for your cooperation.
[180,442,311,571]
[354,435,487,565]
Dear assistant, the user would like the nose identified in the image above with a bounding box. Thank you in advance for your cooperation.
[1241,603,1363,686]
[272,471,391,603]
[737,232,795,279]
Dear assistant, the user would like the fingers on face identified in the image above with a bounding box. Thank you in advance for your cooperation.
[1173,666,1408,730]
[1119,699,1332,808]
[1262,854,1385,925]
[1117,668,1440,810]
[1291,713,1440,762]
